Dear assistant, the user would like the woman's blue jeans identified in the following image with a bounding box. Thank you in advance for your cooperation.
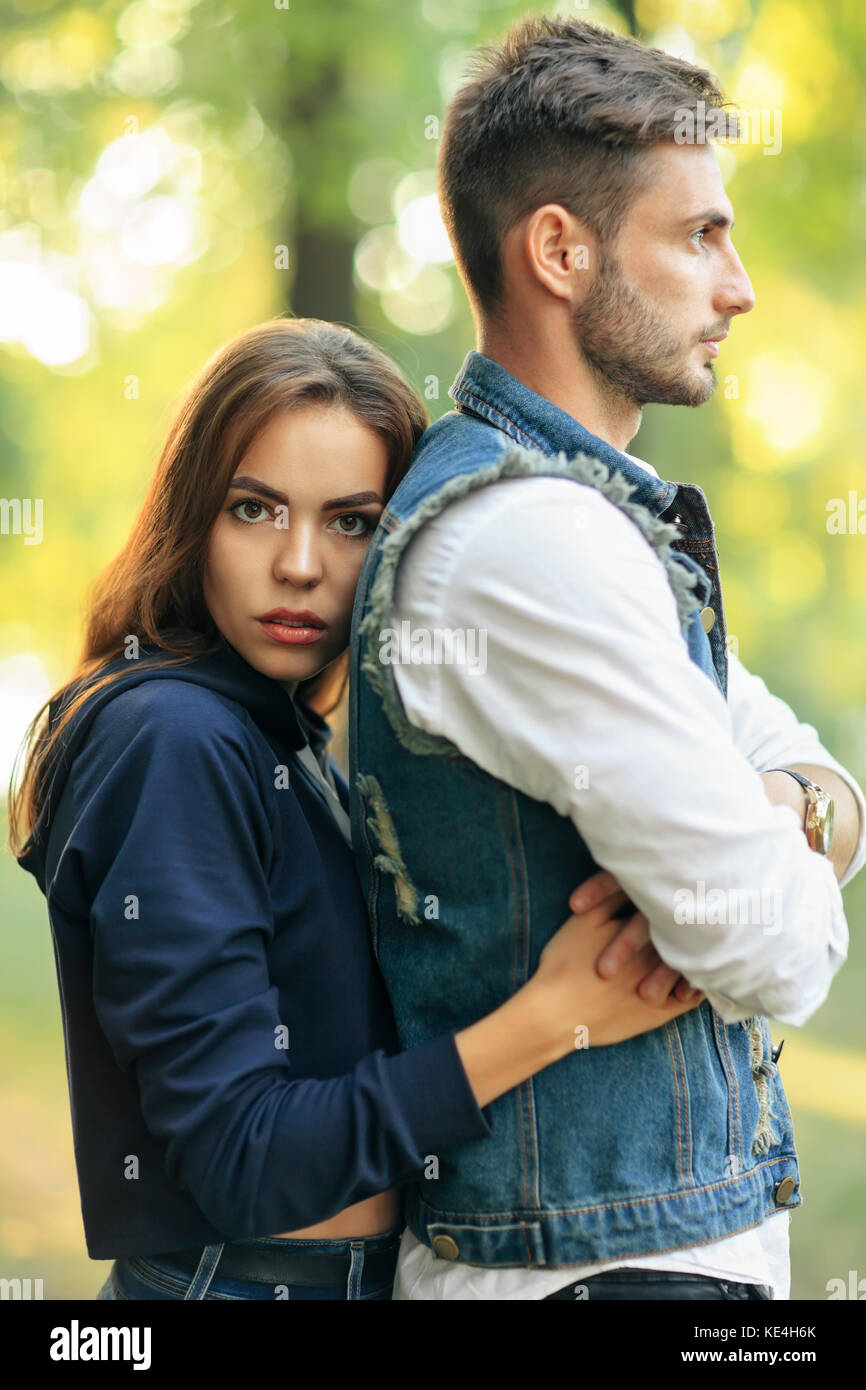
[95,1228,402,1301]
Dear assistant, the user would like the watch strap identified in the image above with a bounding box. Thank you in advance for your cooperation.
[765,769,832,854]
[766,768,814,793]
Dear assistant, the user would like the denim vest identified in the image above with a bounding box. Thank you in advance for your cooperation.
[348,349,799,1267]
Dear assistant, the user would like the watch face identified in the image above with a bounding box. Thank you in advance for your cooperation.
[821,798,835,854]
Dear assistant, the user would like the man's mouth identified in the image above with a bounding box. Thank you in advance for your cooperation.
[699,330,728,357]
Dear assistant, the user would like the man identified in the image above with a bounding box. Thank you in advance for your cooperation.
[348,15,865,1300]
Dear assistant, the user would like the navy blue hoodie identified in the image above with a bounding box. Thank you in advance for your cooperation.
[17,639,491,1259]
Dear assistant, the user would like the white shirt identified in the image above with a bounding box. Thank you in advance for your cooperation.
[386,453,866,1300]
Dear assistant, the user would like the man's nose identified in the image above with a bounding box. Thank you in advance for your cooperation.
[719,249,756,318]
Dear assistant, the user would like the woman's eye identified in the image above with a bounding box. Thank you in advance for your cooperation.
[332,513,373,539]
[231,498,270,524]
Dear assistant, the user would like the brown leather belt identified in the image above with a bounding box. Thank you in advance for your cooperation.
[163,1238,400,1288]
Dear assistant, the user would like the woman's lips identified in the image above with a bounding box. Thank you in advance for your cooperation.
[257,618,327,646]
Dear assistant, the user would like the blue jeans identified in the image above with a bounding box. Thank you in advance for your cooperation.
[543,1269,773,1300]
[95,1228,402,1301]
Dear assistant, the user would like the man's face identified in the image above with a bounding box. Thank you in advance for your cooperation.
[572,141,755,408]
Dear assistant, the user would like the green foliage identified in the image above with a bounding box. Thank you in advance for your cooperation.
[1,0,864,1296]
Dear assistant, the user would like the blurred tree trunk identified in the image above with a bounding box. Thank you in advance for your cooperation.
[611,0,640,36]
[285,58,357,324]
[290,224,357,323]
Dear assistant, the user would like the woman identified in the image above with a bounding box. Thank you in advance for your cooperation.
[8,317,702,1300]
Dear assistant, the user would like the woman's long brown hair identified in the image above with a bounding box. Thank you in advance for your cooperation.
[7,316,428,858]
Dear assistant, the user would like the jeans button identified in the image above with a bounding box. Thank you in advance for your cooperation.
[699,606,716,633]
[775,1176,797,1204]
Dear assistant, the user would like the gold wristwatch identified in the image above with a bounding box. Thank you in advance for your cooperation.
[768,769,835,855]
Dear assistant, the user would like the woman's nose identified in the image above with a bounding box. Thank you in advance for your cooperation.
[273,525,323,587]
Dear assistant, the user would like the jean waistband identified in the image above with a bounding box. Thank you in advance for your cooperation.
[160,1226,404,1288]
[226,1224,404,1255]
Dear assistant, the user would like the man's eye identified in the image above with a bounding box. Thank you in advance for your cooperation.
[692,227,709,245]
[231,498,270,524]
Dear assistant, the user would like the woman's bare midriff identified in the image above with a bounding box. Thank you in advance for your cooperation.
[269,1187,401,1240]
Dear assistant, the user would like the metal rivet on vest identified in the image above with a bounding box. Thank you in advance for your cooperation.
[699,606,716,633]
[774,1176,796,1205]
[432,1234,460,1260]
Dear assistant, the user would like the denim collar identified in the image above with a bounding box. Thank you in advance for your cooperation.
[449,349,677,518]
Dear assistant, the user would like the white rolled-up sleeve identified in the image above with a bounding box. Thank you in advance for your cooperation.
[391,476,851,1028]
[726,650,866,888]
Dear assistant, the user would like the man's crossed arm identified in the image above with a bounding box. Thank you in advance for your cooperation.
[390,475,866,1027]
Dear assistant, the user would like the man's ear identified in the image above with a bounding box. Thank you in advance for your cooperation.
[519,204,598,306]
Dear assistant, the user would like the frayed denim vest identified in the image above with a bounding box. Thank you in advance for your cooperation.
[348,350,799,1267]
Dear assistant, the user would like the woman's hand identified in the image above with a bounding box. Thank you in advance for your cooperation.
[527,872,705,1052]
[568,868,700,1005]
[454,869,706,1108]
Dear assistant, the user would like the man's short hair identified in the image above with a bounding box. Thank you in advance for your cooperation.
[438,15,736,321]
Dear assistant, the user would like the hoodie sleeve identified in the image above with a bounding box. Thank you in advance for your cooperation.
[68,685,491,1238]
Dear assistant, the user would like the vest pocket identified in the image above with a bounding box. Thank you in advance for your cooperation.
[709,1006,746,1177]
[664,1016,696,1188]
[668,1003,744,1184]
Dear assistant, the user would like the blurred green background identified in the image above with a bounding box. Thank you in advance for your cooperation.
[1,0,864,1299]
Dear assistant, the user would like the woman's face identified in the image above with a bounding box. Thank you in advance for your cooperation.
[203,403,389,686]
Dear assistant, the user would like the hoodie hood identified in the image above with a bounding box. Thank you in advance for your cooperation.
[17,637,325,892]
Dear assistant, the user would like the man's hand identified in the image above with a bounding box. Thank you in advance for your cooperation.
[569,869,703,1005]
[571,763,862,1003]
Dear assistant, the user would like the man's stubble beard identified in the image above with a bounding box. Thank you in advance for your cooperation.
[571,248,716,409]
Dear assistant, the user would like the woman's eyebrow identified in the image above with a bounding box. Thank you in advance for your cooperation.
[229,475,288,504]
[320,491,383,510]
[228,478,383,511]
